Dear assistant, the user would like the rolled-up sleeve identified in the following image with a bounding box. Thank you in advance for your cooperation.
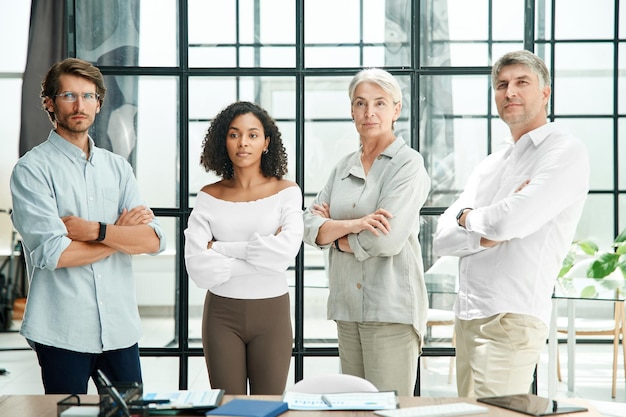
[10,162,72,270]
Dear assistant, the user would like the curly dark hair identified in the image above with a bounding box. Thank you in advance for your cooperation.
[200,101,289,180]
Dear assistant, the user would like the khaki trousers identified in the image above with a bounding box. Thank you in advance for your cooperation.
[455,313,548,398]
[337,321,420,396]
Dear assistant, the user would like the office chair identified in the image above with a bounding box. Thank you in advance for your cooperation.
[288,374,378,393]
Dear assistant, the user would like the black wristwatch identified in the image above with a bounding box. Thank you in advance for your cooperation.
[456,208,472,227]
[96,222,107,241]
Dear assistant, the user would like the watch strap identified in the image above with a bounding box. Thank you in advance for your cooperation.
[96,222,107,241]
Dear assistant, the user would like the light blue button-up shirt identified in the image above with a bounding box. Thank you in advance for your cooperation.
[303,137,431,336]
[10,130,166,353]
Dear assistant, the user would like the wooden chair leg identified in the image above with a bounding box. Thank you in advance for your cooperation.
[612,301,625,399]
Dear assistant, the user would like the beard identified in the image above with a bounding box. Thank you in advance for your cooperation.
[54,112,94,135]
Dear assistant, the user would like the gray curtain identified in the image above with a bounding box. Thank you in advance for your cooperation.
[19,0,66,156]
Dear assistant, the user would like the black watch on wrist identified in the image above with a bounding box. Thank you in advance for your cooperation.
[96,222,107,241]
[456,208,472,227]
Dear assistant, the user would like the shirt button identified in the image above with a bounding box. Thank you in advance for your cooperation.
[356,283,362,289]
[377,155,383,160]
[352,203,356,208]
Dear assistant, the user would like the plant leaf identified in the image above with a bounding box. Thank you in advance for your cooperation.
[615,227,626,244]
[580,285,597,298]
[576,240,598,255]
[559,251,575,277]
[587,253,620,279]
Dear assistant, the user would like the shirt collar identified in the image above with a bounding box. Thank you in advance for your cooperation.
[344,136,407,179]
[525,122,557,146]
[48,130,96,163]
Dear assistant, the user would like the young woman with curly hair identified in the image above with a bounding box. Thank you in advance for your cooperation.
[184,101,303,394]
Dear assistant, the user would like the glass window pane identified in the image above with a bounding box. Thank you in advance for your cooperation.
[618,44,626,114]
[138,0,178,66]
[553,43,613,115]
[303,283,338,348]
[447,0,488,40]
[492,0,525,40]
[188,356,211,389]
[423,118,488,207]
[256,0,295,44]
[137,217,178,348]
[556,118,613,190]
[189,0,236,44]
[617,118,626,189]
[301,357,342,381]
[189,46,237,68]
[305,0,360,44]
[448,44,490,67]
[136,76,179,207]
[142,357,184,391]
[554,0,614,39]
[76,0,178,67]
[574,194,615,250]
[617,194,626,233]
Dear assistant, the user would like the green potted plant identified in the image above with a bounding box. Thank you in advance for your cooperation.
[560,226,626,280]
[557,227,626,299]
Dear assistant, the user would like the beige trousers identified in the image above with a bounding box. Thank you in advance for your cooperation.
[336,321,420,396]
[455,313,548,398]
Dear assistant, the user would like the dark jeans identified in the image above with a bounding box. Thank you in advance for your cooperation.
[33,341,142,394]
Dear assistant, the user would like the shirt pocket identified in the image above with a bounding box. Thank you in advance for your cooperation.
[101,187,121,223]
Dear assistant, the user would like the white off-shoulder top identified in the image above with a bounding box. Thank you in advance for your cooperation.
[184,185,304,299]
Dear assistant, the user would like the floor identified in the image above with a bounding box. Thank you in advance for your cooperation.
[0,319,624,417]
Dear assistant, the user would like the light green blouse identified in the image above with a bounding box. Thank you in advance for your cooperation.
[303,137,431,336]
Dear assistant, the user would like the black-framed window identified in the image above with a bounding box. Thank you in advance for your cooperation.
[35,0,623,394]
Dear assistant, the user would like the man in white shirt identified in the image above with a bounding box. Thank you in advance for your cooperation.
[432,50,589,397]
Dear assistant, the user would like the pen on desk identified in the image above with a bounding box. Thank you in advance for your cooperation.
[321,395,333,408]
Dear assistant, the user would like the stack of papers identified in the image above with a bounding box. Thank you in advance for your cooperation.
[282,391,398,410]
[141,389,224,411]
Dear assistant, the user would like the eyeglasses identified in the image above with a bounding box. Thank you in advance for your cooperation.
[55,92,100,103]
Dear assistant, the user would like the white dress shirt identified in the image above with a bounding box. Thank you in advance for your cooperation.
[433,123,589,326]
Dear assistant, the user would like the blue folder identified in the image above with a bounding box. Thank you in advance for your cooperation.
[205,399,288,417]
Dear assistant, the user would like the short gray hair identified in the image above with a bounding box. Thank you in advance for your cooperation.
[348,68,402,104]
[491,50,551,90]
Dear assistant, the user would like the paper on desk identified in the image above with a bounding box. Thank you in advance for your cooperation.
[282,391,398,410]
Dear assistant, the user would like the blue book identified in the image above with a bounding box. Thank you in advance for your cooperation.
[206,399,288,417]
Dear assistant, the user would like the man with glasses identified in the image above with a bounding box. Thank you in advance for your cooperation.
[9,58,166,394]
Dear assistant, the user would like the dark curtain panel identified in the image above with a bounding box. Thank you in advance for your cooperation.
[76,0,140,167]
[18,0,66,157]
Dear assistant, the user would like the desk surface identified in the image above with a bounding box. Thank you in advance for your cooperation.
[0,394,601,417]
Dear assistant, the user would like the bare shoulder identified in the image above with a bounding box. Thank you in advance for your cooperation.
[200,181,227,198]
[275,179,300,193]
